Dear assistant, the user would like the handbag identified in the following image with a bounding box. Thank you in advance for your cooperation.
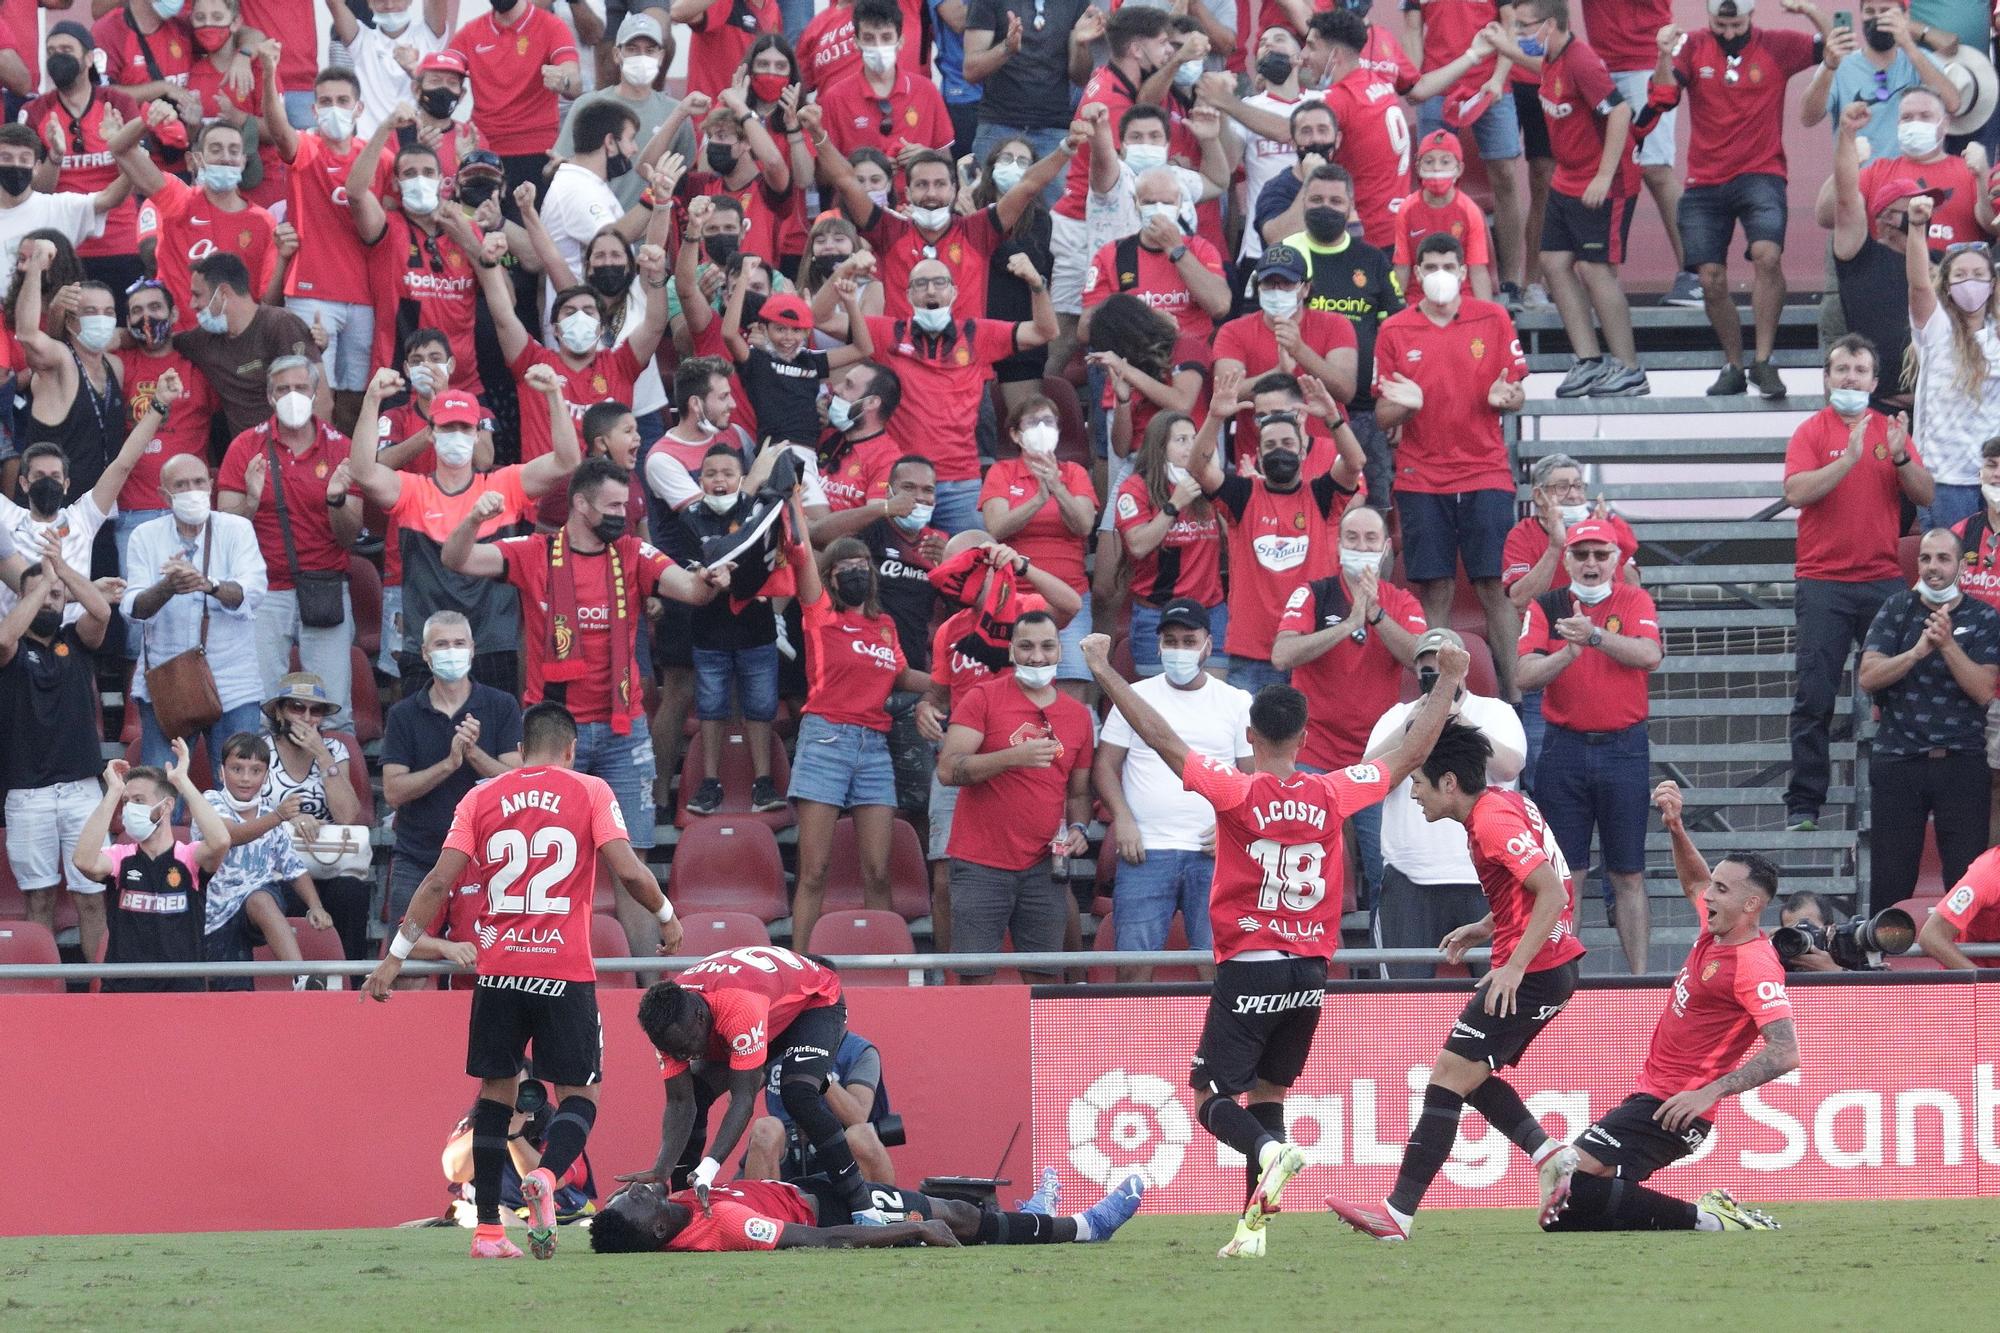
[143,519,223,741]
[291,825,374,881]
[265,439,347,628]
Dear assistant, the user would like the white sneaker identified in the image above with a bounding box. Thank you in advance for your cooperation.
[1524,282,1553,310]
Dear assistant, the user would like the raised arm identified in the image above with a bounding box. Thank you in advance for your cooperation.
[520,362,583,495]
[348,368,408,508]
[11,245,72,375]
[90,371,177,518]
[472,232,534,362]
[1907,194,1940,326]
[71,761,128,885]
[346,107,407,244]
[174,739,233,874]
[1651,780,1712,910]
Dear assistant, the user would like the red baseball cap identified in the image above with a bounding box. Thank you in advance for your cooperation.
[1417,129,1464,164]
[1868,175,1928,219]
[1564,520,1619,550]
[432,389,481,428]
[1443,86,1496,131]
[418,50,469,79]
[758,292,814,331]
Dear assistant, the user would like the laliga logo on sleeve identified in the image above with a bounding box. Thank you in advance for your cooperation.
[744,1218,778,1244]
[1947,884,1976,915]
[1068,1068,1189,1188]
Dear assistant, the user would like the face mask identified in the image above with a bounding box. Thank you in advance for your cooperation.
[1560,502,1590,525]
[1417,666,1441,695]
[591,513,627,544]
[808,254,843,285]
[991,160,1027,192]
[1951,278,1993,313]
[912,305,953,334]
[604,146,634,179]
[750,72,790,103]
[833,566,873,606]
[316,105,355,140]
[1261,449,1301,486]
[1174,59,1204,87]
[428,646,472,681]
[1137,201,1181,232]
[171,489,211,525]
[1013,661,1057,690]
[866,187,891,209]
[589,264,633,297]
[193,23,232,54]
[434,430,476,467]
[1898,120,1941,158]
[1714,28,1751,56]
[908,204,953,231]
[1340,546,1383,580]
[1864,19,1896,52]
[1828,386,1872,417]
[492,0,521,12]
[1020,422,1059,453]
[1517,28,1547,58]
[419,86,461,120]
[1304,206,1346,244]
[702,487,740,514]
[198,163,243,194]
[706,142,738,174]
[894,501,934,532]
[689,401,721,435]
[274,390,314,428]
[123,801,162,842]
[1984,482,2000,508]
[1159,646,1204,684]
[47,53,82,90]
[558,310,602,354]
[861,44,898,73]
[1124,143,1169,173]
[1917,576,1959,605]
[0,165,33,197]
[375,9,414,35]
[400,174,440,214]
[1421,268,1463,306]
[76,315,116,352]
[828,395,861,431]
[622,55,661,87]
[1256,52,1295,85]
[456,178,498,209]
[1420,171,1457,192]
[132,314,173,347]
[703,233,740,265]
[196,296,229,334]
[154,0,186,17]
[1166,462,1192,486]
[28,476,66,514]
[1570,578,1614,605]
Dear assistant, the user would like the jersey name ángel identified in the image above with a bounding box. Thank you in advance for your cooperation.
[1464,788,1588,972]
[1635,899,1792,1099]
[656,947,844,1079]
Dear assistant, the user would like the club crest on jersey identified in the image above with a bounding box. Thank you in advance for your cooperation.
[1470,338,1486,359]
[1605,615,1622,634]
[552,613,575,659]
[1702,960,1720,983]
[313,461,328,479]
[1875,443,1889,459]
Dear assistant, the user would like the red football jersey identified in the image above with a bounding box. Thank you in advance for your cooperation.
[946,676,1096,872]
[1277,575,1428,769]
[1500,513,1638,593]
[820,434,901,512]
[1858,154,1983,251]
[799,592,906,732]
[1519,582,1660,732]
[1186,755,1389,964]
[819,68,954,160]
[1374,297,1526,495]
[1211,474,1350,661]
[868,316,1020,482]
[1953,515,2000,613]
[1668,27,1818,189]
[656,947,844,1079]
[1464,789,1587,972]
[447,7,578,155]
[1057,63,1141,221]
[140,178,278,330]
[860,206,1007,321]
[495,532,673,726]
[113,346,219,513]
[18,89,143,257]
[1393,189,1492,268]
[1537,37,1640,198]
[1083,236,1228,343]
[370,214,481,392]
[661,1181,816,1251]
[1113,472,1225,608]
[441,765,631,983]
[1939,847,2000,945]
[284,133,371,304]
[930,608,1008,710]
[1324,68,1412,246]
[978,458,1096,593]
[1784,409,1918,583]
[1635,899,1793,1099]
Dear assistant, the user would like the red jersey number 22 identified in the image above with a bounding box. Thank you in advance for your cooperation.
[1249,839,1328,912]
[486,828,578,914]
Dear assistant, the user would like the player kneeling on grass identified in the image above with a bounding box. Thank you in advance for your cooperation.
[1078,631,1469,1260]
[1537,781,1797,1234]
[588,1169,1145,1254]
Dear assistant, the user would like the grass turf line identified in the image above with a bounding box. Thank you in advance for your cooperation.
[3,1202,1995,1332]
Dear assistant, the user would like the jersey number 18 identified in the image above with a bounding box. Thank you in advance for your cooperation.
[1249,838,1328,912]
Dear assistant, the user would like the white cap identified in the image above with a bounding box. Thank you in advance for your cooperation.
[618,12,665,45]
[1705,0,1752,17]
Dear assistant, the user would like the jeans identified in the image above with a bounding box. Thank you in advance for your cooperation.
[970,123,1071,209]
[386,850,435,923]
[1924,482,1982,532]
[1538,723,1652,898]
[692,643,781,722]
[1518,688,1546,795]
[1054,596,1094,681]
[572,719,658,849]
[778,0,815,41]
[378,584,402,678]
[137,698,267,773]
[931,477,984,535]
[1868,750,1989,913]
[1112,848,1215,954]
[1231,658,1291,696]
[1788,576,1902,818]
[254,586,355,734]
[284,297,375,391]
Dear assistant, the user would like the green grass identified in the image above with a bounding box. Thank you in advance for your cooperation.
[5,1203,1995,1331]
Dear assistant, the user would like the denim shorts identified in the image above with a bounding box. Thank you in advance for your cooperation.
[1114,848,1216,953]
[573,720,658,850]
[1537,722,1651,890]
[693,644,781,722]
[1396,488,1514,582]
[1417,87,1521,161]
[928,772,960,861]
[1130,600,1232,678]
[1056,596,1095,682]
[1678,173,1788,268]
[789,713,898,809]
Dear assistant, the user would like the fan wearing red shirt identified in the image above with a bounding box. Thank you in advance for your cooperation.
[1327,718,1586,1243]
[109,117,278,324]
[797,0,929,93]
[1921,844,2000,967]
[1392,130,1495,298]
[1313,11,1414,245]
[365,701,680,1262]
[979,399,1098,685]
[1502,454,1639,611]
[347,133,482,395]
[1846,99,1985,256]
[114,279,221,527]
[1081,182,1233,343]
[447,0,578,171]
[1212,244,1360,435]
[1544,780,1796,1233]
[1113,415,1225,661]
[679,95,803,267]
[817,0,953,161]
[683,0,782,101]
[19,29,144,293]
[95,3,196,117]
[1376,233,1527,696]
[1079,628,1468,1259]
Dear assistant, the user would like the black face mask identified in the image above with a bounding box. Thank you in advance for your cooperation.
[0,165,33,197]
[809,254,841,285]
[456,179,499,209]
[27,476,65,514]
[419,87,461,120]
[1417,667,1440,696]
[588,264,632,297]
[47,53,82,90]
[491,0,521,12]
[130,315,173,347]
[1303,206,1346,244]
[591,513,627,544]
[704,233,740,265]
[1713,28,1752,56]
[1256,52,1295,85]
[1260,450,1301,487]
[29,608,61,639]
[706,142,739,175]
[604,147,633,180]
[1863,20,1897,52]
[833,567,873,607]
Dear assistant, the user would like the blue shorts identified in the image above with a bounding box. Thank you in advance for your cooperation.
[1537,722,1650,889]
[1129,599,1232,678]
[1056,596,1095,682]
[1114,848,1215,953]
[788,713,898,809]
[1677,173,1788,269]
[573,720,658,850]
[1418,88,1521,161]
[693,643,781,722]
[1397,488,1514,583]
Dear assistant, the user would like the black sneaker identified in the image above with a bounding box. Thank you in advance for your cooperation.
[685,777,725,817]
[1748,360,1788,399]
[750,776,786,813]
[1706,364,1747,397]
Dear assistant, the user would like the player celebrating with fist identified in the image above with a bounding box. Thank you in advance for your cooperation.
[1078,632,1469,1259]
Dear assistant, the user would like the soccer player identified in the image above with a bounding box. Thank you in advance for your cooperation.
[1078,631,1471,1260]
[628,947,880,1227]
[1325,719,1586,1242]
[363,702,682,1262]
[588,1170,1146,1254]
[1538,780,1796,1233]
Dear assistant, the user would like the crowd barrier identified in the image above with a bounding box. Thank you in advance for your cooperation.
[6,974,1996,1236]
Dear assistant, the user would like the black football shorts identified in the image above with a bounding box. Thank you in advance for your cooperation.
[1189,956,1330,1097]
[1441,959,1578,1071]
[466,974,603,1086]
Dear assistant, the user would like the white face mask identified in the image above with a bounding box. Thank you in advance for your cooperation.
[1137,201,1181,230]
[1165,462,1192,486]
[702,487,740,513]
[1570,578,1614,605]
[860,44,898,73]
[1339,546,1383,580]
[558,310,601,354]
[1020,422,1059,454]
[1559,502,1590,525]
[1124,143,1169,173]
[170,489,211,526]
[1898,119,1941,158]
[621,55,661,86]
[434,430,476,468]
[400,174,440,215]
[406,363,438,398]
[76,314,117,351]
[1983,482,2000,509]
[274,390,314,429]
[907,204,953,231]
[1916,576,1960,605]
[867,188,891,209]
[123,800,162,842]
[1159,646,1204,684]
[374,8,413,34]
[428,646,472,682]
[1013,661,1057,690]
[1421,268,1463,306]
[912,305,953,333]
[1259,287,1301,320]
[315,104,355,141]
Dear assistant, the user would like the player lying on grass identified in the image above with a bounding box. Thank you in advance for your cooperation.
[1537,781,1797,1234]
[588,1168,1146,1253]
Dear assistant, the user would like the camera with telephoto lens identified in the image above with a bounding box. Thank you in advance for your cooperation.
[515,1078,549,1118]
[1771,908,1916,970]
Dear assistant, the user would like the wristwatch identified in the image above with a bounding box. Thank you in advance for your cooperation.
[1162,500,1181,519]
[1587,629,1604,647]
[1167,244,1189,264]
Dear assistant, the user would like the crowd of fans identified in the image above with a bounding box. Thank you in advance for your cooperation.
[2,0,2000,988]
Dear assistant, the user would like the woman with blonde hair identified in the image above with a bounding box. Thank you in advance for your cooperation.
[1907,193,2000,526]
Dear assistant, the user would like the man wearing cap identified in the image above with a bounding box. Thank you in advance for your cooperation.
[1366,626,1529,978]
[1213,244,1360,425]
[1830,112,1927,415]
[328,0,448,139]
[554,14,700,213]
[1096,597,1254,982]
[19,22,145,304]
[1394,129,1496,301]
[1516,519,1663,973]
[1802,0,1964,160]
[1650,0,1828,399]
[1821,86,1994,255]
[1375,232,1529,702]
[390,51,489,186]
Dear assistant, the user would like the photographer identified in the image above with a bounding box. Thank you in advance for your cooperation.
[1777,891,1843,973]
[742,1031,897,1186]
[442,1074,595,1227]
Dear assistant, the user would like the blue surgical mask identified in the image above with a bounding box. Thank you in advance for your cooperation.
[374,8,413,35]
[894,502,934,532]
[1518,26,1548,57]
[828,395,860,431]
[199,163,243,194]
[1173,59,1203,87]
[1124,143,1169,173]
[153,0,185,17]
[1159,647,1204,685]
[1828,387,1871,417]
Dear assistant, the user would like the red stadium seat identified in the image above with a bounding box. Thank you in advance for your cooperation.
[676,911,773,954]
[0,921,62,993]
[806,910,916,986]
[347,555,384,658]
[667,820,790,922]
[676,729,794,831]
[591,913,644,988]
[251,918,346,990]
[321,732,376,826]
[822,817,931,920]
[1088,911,1203,983]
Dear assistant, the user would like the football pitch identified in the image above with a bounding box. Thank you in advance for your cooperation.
[5,1202,1993,1331]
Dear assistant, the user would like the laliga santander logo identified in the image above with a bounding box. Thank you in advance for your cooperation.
[1067,1069,1191,1188]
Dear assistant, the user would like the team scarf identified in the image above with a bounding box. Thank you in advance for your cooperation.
[928,545,1024,673]
[543,526,637,733]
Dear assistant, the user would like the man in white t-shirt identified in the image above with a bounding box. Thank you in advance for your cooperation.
[1096,598,1255,982]
[328,0,448,138]
[538,99,646,321]
[1363,628,1527,979]
[0,123,121,302]
[1196,28,1322,264]
[0,428,155,624]
[1080,102,1231,280]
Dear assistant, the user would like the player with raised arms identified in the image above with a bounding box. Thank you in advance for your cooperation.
[364,702,683,1261]
[1078,631,1470,1259]
[1536,780,1796,1233]
[1326,717,1586,1242]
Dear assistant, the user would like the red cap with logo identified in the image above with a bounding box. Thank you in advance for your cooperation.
[432,389,481,428]
[1564,520,1620,549]
[418,50,470,79]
